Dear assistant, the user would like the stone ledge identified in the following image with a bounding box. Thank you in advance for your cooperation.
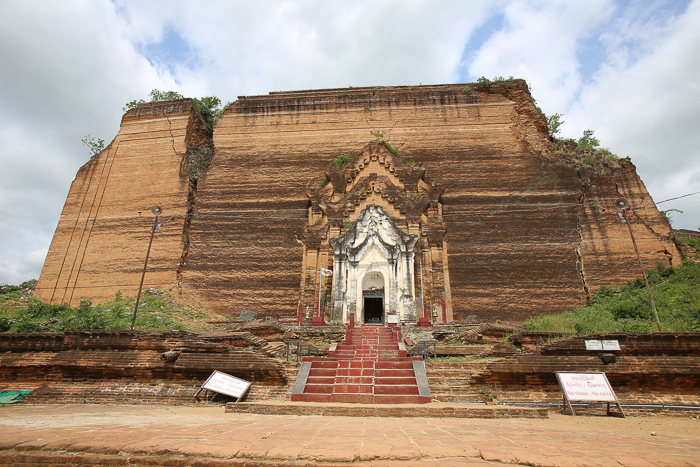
[225,400,548,419]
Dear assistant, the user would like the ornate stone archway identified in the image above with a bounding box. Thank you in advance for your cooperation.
[330,204,418,323]
[299,141,452,324]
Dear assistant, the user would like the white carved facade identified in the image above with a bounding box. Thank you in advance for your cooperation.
[329,205,418,324]
[300,141,451,325]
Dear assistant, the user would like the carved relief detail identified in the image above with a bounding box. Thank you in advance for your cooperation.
[300,141,451,324]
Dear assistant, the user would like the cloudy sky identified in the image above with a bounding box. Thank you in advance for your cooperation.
[1,0,699,285]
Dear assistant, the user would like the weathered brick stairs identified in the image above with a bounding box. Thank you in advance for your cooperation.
[291,324,431,404]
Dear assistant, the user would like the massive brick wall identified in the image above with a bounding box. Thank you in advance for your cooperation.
[184,81,679,321]
[36,81,680,321]
[35,100,208,306]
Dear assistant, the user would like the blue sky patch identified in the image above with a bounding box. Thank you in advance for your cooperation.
[457,11,506,83]
[139,27,200,76]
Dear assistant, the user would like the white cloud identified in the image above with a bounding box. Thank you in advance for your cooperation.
[566,0,700,229]
[116,0,493,95]
[0,0,698,284]
[467,0,615,111]
[0,0,174,283]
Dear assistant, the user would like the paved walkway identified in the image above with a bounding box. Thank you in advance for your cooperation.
[0,404,699,466]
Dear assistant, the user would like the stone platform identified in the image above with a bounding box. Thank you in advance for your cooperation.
[226,400,548,418]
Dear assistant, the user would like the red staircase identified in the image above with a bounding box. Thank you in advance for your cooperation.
[292,325,431,404]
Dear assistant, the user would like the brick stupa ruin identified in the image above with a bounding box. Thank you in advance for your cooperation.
[35,80,680,324]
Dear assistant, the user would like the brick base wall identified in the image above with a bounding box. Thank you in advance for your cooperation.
[0,330,297,404]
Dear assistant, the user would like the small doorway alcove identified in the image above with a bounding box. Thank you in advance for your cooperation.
[363,294,384,323]
[362,271,385,323]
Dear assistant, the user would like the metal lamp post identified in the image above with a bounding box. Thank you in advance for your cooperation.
[131,205,162,330]
[416,260,432,327]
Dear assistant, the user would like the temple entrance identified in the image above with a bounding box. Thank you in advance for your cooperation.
[363,293,384,323]
[360,269,386,324]
[328,205,420,324]
[301,143,452,325]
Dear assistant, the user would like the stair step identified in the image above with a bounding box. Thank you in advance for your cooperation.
[374,377,416,385]
[304,384,335,393]
[305,376,335,385]
[374,385,419,395]
[334,376,374,384]
[308,369,337,377]
[333,384,374,394]
[373,370,415,378]
[296,324,429,405]
[310,361,339,369]
[375,361,415,369]
[330,393,374,404]
[337,360,375,368]
[336,369,374,377]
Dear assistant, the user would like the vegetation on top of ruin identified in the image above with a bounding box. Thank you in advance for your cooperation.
[526,237,700,334]
[0,287,230,333]
[461,75,516,92]
[123,89,231,132]
[543,107,622,175]
[547,114,622,175]
[81,134,105,156]
[315,176,330,189]
[462,76,621,175]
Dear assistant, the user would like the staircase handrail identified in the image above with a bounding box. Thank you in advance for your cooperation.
[407,339,437,361]
[284,338,323,362]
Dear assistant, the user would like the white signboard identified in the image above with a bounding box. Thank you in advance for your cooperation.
[201,370,251,399]
[602,340,620,351]
[556,372,617,402]
[387,314,399,324]
[585,340,603,351]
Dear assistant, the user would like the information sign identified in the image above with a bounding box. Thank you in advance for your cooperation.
[602,340,620,351]
[387,314,399,324]
[555,371,625,417]
[199,370,251,401]
[557,372,616,401]
[585,340,603,351]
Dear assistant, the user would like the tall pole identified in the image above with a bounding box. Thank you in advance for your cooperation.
[311,260,327,326]
[416,258,432,327]
[131,214,159,330]
[622,208,663,332]
[318,262,323,320]
[420,260,425,319]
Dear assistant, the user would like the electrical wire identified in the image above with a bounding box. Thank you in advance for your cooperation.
[655,190,700,205]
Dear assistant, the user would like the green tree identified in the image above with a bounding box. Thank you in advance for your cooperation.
[122,89,229,131]
[577,129,601,151]
[149,89,185,101]
[546,113,564,139]
[123,89,185,112]
[193,96,231,131]
[81,134,105,156]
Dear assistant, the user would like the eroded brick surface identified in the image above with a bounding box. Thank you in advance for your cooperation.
[0,330,293,404]
[35,82,679,323]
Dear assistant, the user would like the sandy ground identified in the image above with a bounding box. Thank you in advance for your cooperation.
[1,404,699,466]
[2,403,698,437]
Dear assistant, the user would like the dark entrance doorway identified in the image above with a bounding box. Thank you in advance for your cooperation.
[363,295,384,323]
